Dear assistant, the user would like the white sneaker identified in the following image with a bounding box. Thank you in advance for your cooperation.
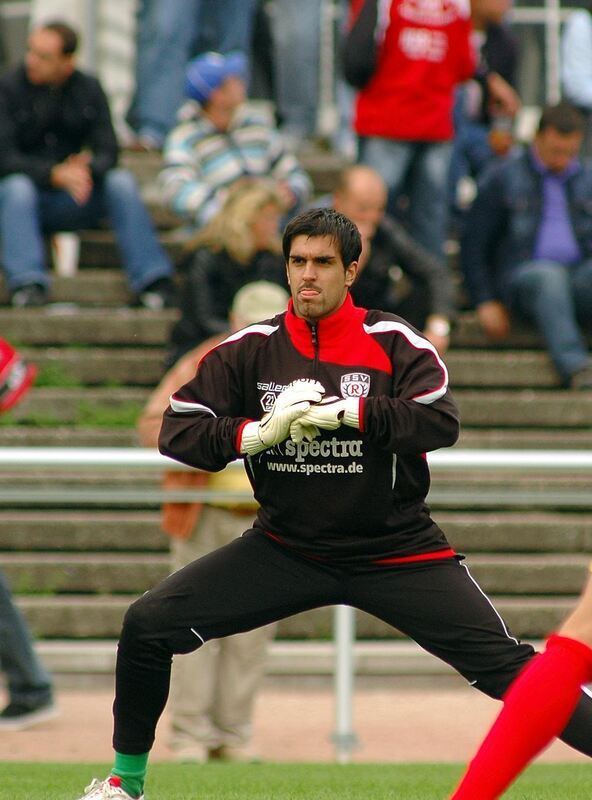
[76,776,144,799]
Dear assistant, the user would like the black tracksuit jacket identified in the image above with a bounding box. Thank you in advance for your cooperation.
[159,295,460,564]
[0,65,118,186]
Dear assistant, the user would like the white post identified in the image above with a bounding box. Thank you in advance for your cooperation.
[317,0,340,137]
[332,604,358,763]
[82,0,98,73]
[544,0,562,103]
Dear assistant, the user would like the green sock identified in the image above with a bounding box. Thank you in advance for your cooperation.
[111,751,149,798]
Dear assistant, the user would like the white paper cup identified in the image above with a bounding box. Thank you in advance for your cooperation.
[51,233,80,277]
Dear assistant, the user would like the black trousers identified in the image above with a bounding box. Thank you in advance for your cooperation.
[114,530,592,756]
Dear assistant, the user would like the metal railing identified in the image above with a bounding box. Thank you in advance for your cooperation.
[2,447,592,506]
[1,446,591,762]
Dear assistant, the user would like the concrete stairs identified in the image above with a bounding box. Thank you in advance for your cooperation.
[0,149,591,676]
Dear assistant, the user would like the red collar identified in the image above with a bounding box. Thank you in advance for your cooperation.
[285,294,391,373]
[286,293,362,345]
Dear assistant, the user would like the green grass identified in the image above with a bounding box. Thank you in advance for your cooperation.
[1,762,592,800]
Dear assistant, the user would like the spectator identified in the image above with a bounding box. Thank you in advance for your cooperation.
[0,339,57,730]
[30,0,138,146]
[330,164,455,354]
[166,180,287,368]
[461,101,592,390]
[348,0,475,262]
[159,50,312,231]
[561,4,592,159]
[126,0,258,151]
[0,21,175,309]
[137,281,287,763]
[449,0,521,217]
[0,576,57,731]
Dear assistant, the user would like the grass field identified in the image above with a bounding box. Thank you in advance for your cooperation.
[1,762,592,800]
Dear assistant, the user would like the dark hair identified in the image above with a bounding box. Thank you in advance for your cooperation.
[42,21,78,56]
[537,101,586,136]
[282,207,362,267]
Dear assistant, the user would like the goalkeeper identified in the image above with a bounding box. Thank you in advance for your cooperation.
[75,209,592,800]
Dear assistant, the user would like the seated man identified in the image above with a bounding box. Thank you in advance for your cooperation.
[330,165,455,354]
[461,101,592,389]
[159,50,312,230]
[0,20,175,308]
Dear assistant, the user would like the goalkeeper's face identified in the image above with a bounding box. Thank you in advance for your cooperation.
[287,235,358,322]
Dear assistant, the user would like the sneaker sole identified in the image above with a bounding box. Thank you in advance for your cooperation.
[0,704,59,731]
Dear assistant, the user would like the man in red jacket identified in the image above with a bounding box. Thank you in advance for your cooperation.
[349,0,475,263]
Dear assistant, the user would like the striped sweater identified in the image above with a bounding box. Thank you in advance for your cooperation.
[159,102,312,226]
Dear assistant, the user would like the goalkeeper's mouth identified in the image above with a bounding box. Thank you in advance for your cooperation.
[298,286,320,299]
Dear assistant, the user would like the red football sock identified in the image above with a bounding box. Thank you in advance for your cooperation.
[450,634,592,800]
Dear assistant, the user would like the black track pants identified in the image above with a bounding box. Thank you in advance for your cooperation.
[113,530,592,756]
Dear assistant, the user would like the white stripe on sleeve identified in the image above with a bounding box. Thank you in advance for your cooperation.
[364,320,448,404]
[169,397,217,415]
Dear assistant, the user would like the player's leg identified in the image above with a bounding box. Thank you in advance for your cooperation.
[451,635,592,799]
[83,532,342,799]
[450,570,592,799]
[348,557,592,757]
[167,514,220,761]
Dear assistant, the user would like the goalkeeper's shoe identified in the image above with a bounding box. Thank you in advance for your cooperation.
[76,776,144,800]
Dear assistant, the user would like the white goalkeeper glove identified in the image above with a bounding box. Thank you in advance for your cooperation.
[241,379,325,455]
[290,395,360,441]
[289,420,321,445]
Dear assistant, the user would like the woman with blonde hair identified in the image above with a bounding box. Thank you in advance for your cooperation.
[166,179,286,368]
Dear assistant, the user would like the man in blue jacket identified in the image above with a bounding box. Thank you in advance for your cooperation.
[461,101,592,389]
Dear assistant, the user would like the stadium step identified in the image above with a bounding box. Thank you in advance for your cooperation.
[2,510,591,553]
[0,511,165,551]
[21,346,166,386]
[14,593,577,641]
[2,552,588,597]
[0,307,177,345]
[5,386,592,428]
[0,427,137,447]
[3,425,592,450]
[17,344,562,389]
[33,638,488,678]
